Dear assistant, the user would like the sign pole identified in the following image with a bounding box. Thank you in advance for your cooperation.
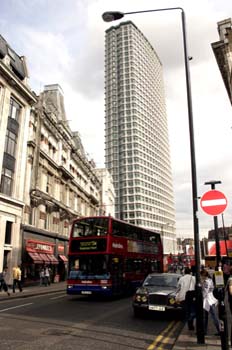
[214,215,221,268]
[203,181,229,350]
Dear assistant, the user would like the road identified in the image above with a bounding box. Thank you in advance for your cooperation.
[0,291,183,350]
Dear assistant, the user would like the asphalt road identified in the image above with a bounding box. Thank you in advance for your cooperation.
[0,291,184,350]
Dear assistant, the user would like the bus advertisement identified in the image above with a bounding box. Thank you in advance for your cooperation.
[67,216,163,296]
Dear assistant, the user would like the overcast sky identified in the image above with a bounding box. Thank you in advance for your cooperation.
[1,0,232,239]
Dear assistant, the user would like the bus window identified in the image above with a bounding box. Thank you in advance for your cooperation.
[72,224,84,237]
[69,255,110,280]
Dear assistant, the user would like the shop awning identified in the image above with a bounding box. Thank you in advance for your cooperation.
[28,252,44,264]
[47,254,59,265]
[59,255,68,263]
[39,253,51,264]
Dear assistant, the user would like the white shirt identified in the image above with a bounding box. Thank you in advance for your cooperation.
[175,274,196,302]
[202,277,218,312]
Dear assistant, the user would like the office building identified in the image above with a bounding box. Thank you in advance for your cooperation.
[104,21,176,254]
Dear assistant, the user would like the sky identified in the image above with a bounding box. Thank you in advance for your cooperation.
[1,0,232,239]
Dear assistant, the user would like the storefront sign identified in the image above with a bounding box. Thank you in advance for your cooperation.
[26,239,54,254]
[58,244,64,253]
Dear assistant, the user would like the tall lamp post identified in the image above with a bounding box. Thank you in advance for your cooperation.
[102,7,204,344]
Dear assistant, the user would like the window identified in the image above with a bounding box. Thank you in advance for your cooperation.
[46,173,52,194]
[5,221,12,244]
[9,98,21,122]
[4,130,17,156]
[0,168,13,195]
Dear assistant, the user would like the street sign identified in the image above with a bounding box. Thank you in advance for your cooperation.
[200,189,227,216]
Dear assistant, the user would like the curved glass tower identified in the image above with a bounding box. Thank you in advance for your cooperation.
[104,21,176,254]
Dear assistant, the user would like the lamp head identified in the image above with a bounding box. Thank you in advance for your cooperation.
[102,11,124,22]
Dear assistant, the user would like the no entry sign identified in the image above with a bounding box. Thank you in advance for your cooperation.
[200,189,227,216]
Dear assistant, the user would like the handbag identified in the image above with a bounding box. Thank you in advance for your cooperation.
[185,276,196,302]
[186,289,196,302]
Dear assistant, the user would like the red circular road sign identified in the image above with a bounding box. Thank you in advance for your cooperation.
[200,189,227,216]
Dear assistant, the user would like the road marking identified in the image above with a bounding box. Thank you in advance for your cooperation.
[0,303,33,313]
[156,321,180,350]
[147,320,181,350]
[50,294,66,300]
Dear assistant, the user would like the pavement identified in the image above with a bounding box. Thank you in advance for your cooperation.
[0,280,67,300]
[172,322,227,350]
[0,282,231,350]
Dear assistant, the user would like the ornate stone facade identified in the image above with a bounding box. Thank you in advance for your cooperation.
[212,18,232,105]
[0,34,37,273]
[23,84,101,234]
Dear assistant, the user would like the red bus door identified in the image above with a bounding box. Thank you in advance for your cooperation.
[111,257,124,295]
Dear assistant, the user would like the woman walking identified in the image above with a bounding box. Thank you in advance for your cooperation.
[201,269,220,336]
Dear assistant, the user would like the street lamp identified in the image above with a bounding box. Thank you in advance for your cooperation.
[102,7,204,344]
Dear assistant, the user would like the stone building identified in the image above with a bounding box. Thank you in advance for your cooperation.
[94,168,115,217]
[0,34,37,274]
[21,84,101,284]
[211,18,232,105]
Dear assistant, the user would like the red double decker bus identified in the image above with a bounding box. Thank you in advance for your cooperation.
[67,216,163,296]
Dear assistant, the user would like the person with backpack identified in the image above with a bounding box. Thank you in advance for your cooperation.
[175,267,196,330]
[0,267,10,296]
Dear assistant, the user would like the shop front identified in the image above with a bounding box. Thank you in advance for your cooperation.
[21,225,69,286]
[23,239,59,285]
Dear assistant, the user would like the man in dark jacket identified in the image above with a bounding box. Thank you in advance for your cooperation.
[0,267,10,296]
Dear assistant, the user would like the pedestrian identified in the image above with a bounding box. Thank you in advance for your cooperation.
[39,267,45,286]
[44,266,50,286]
[175,267,196,330]
[226,266,232,313]
[226,266,232,347]
[0,267,10,296]
[201,269,220,336]
[223,259,230,285]
[12,265,23,293]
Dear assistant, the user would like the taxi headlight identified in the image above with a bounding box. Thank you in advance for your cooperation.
[169,297,176,305]
[135,294,148,303]
[141,295,148,303]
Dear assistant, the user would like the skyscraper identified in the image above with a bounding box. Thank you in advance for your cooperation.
[104,21,176,254]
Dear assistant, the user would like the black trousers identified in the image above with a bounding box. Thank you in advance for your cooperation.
[13,279,22,292]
